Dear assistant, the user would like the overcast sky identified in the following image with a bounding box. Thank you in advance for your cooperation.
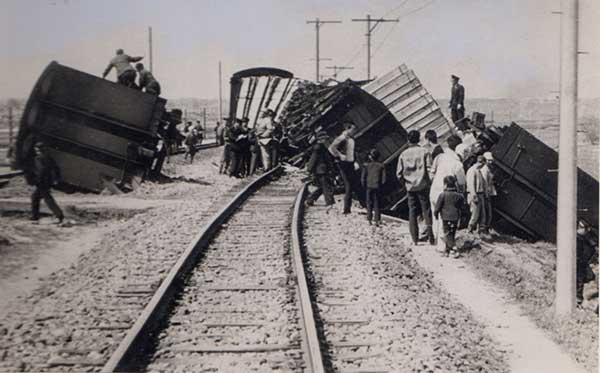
[1,0,598,100]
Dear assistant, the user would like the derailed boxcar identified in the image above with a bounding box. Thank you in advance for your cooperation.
[363,64,453,142]
[282,80,409,210]
[228,67,296,126]
[488,122,598,244]
[16,62,169,193]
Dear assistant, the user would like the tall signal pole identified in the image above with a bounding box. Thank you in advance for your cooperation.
[148,27,153,73]
[218,61,223,121]
[326,65,354,80]
[306,18,341,82]
[352,14,398,80]
[555,0,579,317]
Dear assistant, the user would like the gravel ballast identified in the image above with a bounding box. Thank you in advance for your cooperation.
[303,202,509,372]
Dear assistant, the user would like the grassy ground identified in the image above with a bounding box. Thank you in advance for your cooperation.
[459,233,598,372]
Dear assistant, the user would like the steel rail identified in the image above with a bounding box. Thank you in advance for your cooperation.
[102,165,283,372]
[0,171,23,180]
[171,141,220,155]
[290,183,326,373]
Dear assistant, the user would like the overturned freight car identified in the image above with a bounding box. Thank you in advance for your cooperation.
[485,122,598,245]
[15,62,180,193]
[227,65,599,247]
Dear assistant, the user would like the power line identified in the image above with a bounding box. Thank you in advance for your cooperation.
[372,0,435,58]
[326,65,354,79]
[382,0,412,17]
[306,18,342,82]
[351,14,399,79]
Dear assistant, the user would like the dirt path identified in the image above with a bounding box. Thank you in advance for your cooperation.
[399,223,588,373]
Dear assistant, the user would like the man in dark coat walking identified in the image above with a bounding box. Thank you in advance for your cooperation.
[30,142,64,224]
[306,132,335,206]
[449,74,465,123]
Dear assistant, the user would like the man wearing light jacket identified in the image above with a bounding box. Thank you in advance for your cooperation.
[397,130,434,245]
[102,49,143,88]
[466,155,488,234]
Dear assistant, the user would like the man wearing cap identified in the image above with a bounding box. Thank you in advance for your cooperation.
[225,119,244,177]
[429,135,466,250]
[481,151,496,232]
[329,121,357,214]
[103,49,143,88]
[256,109,276,171]
[466,155,488,234]
[449,75,465,123]
[135,63,161,95]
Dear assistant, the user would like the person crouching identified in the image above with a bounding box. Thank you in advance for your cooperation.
[434,175,464,258]
[361,148,386,227]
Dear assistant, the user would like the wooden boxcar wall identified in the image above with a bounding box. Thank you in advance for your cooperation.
[16,62,165,192]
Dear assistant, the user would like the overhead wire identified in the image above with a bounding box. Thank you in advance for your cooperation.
[371,0,436,58]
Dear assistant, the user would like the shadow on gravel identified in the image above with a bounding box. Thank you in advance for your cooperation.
[149,173,213,186]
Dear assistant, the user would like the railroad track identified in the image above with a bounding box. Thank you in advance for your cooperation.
[102,173,325,372]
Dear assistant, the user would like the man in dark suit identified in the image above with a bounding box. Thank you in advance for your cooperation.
[306,131,335,206]
[30,142,64,224]
[449,74,465,123]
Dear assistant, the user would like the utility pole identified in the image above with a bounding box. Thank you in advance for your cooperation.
[203,107,207,130]
[218,61,223,121]
[352,14,398,80]
[148,27,153,73]
[8,107,13,148]
[326,65,354,80]
[555,0,579,317]
[306,18,341,82]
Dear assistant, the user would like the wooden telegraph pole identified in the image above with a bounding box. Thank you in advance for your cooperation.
[148,27,153,73]
[306,18,342,82]
[555,0,579,316]
[218,61,223,122]
[8,107,13,148]
[352,14,398,80]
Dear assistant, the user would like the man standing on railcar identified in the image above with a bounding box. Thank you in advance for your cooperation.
[449,74,465,123]
[328,121,357,214]
[135,63,161,95]
[102,49,143,88]
[397,130,434,245]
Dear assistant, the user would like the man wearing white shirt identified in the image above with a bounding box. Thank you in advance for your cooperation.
[429,135,466,250]
[256,109,276,171]
[481,152,496,233]
[328,121,357,214]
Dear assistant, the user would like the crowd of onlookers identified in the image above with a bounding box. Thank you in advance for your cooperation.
[304,120,496,258]
[216,109,292,178]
